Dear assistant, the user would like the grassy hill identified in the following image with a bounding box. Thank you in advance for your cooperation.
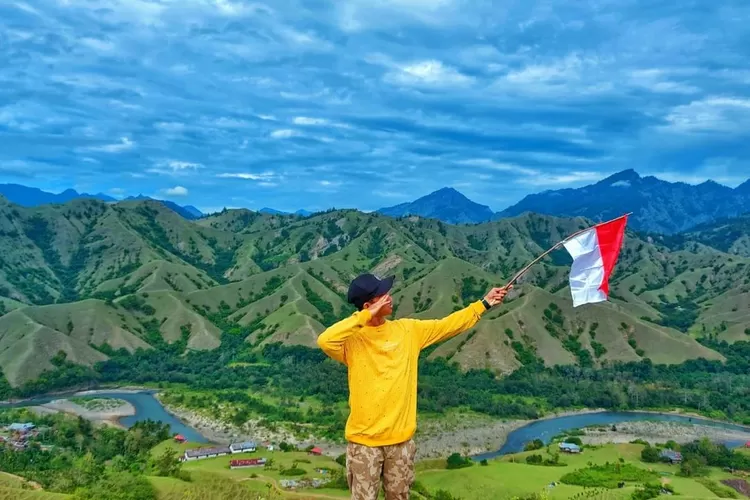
[0,196,748,387]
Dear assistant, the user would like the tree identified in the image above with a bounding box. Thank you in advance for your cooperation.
[151,446,183,478]
[680,458,704,477]
[524,439,544,451]
[641,446,661,463]
[446,452,472,469]
[526,454,543,465]
[564,437,583,446]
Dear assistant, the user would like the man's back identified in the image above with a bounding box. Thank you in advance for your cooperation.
[317,300,488,447]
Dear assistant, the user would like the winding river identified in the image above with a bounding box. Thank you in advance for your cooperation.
[473,410,750,461]
[5,391,750,455]
[1,390,208,443]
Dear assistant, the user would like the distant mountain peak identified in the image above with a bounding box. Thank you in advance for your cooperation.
[496,170,750,234]
[599,169,641,186]
[377,186,494,224]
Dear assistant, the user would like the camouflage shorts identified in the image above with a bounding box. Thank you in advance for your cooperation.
[346,439,417,499]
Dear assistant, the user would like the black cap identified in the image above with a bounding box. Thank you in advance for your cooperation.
[347,273,395,310]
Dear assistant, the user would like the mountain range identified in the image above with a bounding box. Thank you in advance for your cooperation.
[6,169,750,234]
[0,194,747,389]
[0,184,203,220]
[377,170,750,234]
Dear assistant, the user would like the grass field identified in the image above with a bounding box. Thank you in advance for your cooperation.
[0,473,69,499]
[415,443,745,500]
[147,440,750,499]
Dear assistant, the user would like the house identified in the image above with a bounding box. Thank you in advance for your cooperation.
[174,434,186,443]
[230,441,257,454]
[183,445,231,461]
[309,447,323,456]
[745,441,750,448]
[8,423,35,434]
[660,449,683,464]
[230,458,266,469]
[559,442,581,453]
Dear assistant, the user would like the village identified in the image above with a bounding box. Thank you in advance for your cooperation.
[172,434,333,491]
[0,421,42,450]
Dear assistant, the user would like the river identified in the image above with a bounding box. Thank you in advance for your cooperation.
[0,390,208,443]
[4,391,750,455]
[472,410,750,461]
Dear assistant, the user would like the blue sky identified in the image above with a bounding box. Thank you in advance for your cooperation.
[1,0,749,214]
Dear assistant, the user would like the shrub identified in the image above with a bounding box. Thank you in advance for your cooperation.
[446,453,473,470]
[524,439,544,451]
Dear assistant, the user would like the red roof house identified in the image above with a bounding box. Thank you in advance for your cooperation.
[174,434,186,443]
[309,447,323,456]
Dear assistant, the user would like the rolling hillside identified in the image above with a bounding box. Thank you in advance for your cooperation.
[0,195,747,387]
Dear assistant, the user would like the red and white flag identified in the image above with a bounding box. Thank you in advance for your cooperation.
[562,215,628,307]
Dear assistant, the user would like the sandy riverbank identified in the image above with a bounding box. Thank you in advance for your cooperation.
[73,388,150,396]
[413,408,609,459]
[155,396,317,447]
[580,421,750,446]
[155,402,609,460]
[29,398,136,428]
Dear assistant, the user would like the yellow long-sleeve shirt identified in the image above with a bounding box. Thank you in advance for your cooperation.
[316,300,488,447]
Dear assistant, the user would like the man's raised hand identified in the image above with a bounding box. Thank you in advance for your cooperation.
[366,294,392,316]
[484,285,512,307]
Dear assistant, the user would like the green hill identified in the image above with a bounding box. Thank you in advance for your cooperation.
[0,197,747,387]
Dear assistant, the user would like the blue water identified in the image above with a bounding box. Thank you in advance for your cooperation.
[1,390,208,443]
[472,411,750,461]
[6,392,750,454]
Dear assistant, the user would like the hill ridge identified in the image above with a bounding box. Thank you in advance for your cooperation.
[0,196,747,388]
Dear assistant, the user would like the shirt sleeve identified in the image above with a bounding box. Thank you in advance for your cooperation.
[316,308,372,364]
[407,300,487,350]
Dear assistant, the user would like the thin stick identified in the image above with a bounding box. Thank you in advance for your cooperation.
[504,213,632,288]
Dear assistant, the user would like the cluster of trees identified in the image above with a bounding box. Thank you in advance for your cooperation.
[0,408,183,498]
[7,323,750,440]
[641,437,750,479]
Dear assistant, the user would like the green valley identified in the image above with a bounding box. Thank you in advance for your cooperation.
[1,196,748,391]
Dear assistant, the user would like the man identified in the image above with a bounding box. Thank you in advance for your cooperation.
[316,273,511,499]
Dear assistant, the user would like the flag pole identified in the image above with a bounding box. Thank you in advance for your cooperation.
[504,213,632,288]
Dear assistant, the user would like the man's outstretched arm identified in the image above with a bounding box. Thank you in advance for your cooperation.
[316,308,372,364]
[411,286,511,350]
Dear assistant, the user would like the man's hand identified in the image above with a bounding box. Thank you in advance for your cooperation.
[484,285,512,307]
[366,294,392,316]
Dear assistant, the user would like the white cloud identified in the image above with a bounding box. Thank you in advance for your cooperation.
[628,69,699,95]
[270,129,298,138]
[109,187,126,196]
[386,60,473,87]
[167,160,201,170]
[337,0,459,32]
[154,122,186,132]
[162,186,189,196]
[217,172,275,180]
[87,137,135,153]
[518,171,608,186]
[494,53,612,97]
[661,97,750,134]
[79,37,115,53]
[293,116,329,126]
[147,160,202,176]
